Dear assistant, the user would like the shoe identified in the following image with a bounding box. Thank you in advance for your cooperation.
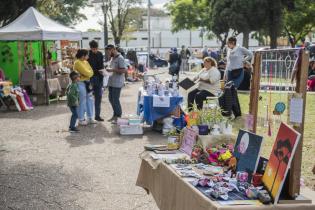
[111,117,119,124]
[107,116,115,122]
[95,117,104,122]
[79,120,88,126]
[69,128,80,133]
[88,119,98,124]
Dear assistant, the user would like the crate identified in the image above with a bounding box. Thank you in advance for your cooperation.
[120,124,143,135]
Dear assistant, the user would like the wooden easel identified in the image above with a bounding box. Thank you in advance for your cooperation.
[249,49,309,201]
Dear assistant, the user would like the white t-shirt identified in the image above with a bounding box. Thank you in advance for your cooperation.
[194,67,221,95]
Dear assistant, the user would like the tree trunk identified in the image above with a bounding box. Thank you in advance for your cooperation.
[242,32,249,48]
[114,37,120,45]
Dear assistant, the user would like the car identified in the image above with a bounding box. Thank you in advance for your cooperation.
[137,52,168,68]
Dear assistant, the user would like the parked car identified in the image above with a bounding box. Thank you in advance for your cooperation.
[137,52,168,68]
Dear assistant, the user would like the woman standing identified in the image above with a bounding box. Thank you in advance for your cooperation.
[224,37,253,88]
[188,57,221,110]
[73,49,96,125]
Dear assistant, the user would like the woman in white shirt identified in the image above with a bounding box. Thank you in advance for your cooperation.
[188,57,221,111]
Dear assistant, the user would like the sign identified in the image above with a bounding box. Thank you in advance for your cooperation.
[153,95,170,107]
[262,122,301,204]
[180,127,198,156]
[289,97,303,124]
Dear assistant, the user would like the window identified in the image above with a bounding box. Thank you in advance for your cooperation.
[142,37,148,40]
[82,37,89,40]
[94,37,101,40]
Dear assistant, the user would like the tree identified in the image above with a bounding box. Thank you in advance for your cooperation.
[0,0,36,27]
[0,0,88,28]
[283,0,315,47]
[106,0,142,45]
[37,0,89,26]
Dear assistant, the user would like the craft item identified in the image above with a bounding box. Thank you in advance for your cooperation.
[246,188,259,199]
[144,144,167,151]
[257,190,272,204]
[198,124,209,135]
[252,173,263,187]
[203,166,224,175]
[228,157,237,172]
[218,150,232,162]
[289,96,303,124]
[274,102,286,115]
[210,124,221,135]
[262,122,301,204]
[154,150,176,154]
[236,171,248,182]
[178,77,195,90]
[233,130,263,180]
[180,127,198,156]
[167,136,179,150]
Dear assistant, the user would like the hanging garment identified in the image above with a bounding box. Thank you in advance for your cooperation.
[9,93,21,112]
[219,81,242,117]
[13,90,28,111]
[22,89,33,109]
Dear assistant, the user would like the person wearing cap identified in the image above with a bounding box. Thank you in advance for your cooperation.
[88,40,104,122]
[105,44,127,123]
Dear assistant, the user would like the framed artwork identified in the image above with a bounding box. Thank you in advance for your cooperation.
[233,130,263,179]
[262,122,301,204]
[180,127,198,156]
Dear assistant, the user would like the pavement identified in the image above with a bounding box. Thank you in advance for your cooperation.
[0,71,168,209]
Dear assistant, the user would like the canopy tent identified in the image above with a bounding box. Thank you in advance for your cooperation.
[0,7,82,41]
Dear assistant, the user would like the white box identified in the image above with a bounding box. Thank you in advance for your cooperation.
[120,124,143,135]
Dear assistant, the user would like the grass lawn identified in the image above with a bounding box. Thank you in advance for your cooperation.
[234,92,315,189]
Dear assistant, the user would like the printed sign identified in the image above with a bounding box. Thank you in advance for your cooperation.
[180,127,198,156]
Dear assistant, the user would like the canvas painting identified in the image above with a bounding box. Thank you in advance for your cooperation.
[234,130,263,178]
[180,127,198,156]
[262,122,301,204]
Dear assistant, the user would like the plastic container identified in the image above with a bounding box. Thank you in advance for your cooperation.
[198,125,209,135]
[120,125,143,135]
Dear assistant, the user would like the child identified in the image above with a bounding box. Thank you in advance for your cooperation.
[66,71,80,132]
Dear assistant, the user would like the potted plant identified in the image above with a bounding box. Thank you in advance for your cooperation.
[166,129,180,150]
[198,108,209,135]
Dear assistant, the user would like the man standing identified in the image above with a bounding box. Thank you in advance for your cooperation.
[88,40,104,121]
[105,44,127,124]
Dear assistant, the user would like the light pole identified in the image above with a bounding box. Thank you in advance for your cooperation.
[147,0,151,68]
[92,0,109,50]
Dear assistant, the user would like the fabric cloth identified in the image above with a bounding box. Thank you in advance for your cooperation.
[47,78,61,95]
[73,60,94,81]
[66,82,79,107]
[227,69,244,89]
[188,88,214,111]
[108,53,127,88]
[194,67,221,95]
[69,106,78,129]
[226,46,253,71]
[219,81,241,117]
[136,157,315,210]
[108,86,122,117]
[142,95,183,124]
[77,81,94,121]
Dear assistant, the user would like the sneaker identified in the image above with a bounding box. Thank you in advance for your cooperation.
[95,117,105,122]
[107,116,115,122]
[69,128,80,133]
[111,117,118,124]
[79,120,88,126]
[88,119,98,124]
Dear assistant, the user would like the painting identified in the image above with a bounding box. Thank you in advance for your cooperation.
[234,130,263,179]
[262,122,301,204]
[180,127,198,156]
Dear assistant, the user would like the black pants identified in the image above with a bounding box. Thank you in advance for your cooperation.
[188,89,214,111]
[108,86,122,117]
[91,76,103,119]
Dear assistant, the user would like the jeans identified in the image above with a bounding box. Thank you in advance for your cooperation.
[108,86,122,117]
[78,81,94,121]
[188,88,214,111]
[91,76,103,118]
[227,69,244,88]
[69,106,78,129]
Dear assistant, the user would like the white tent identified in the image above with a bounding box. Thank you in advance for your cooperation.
[0,7,82,41]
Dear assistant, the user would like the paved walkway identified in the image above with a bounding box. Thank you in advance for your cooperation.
[0,76,162,209]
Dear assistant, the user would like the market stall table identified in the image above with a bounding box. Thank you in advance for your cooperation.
[137,88,183,124]
[136,151,315,210]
